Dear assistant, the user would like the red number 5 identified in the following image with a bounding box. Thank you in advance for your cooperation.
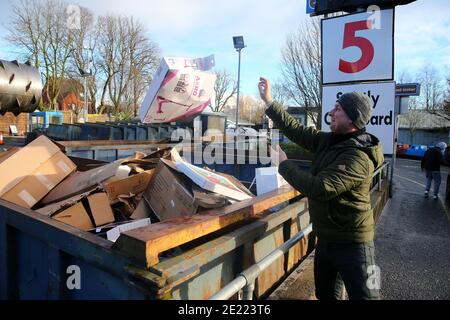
[338,20,374,74]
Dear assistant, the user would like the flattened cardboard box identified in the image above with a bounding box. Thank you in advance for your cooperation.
[36,188,98,216]
[0,136,76,208]
[144,159,197,221]
[130,198,152,220]
[2,152,76,208]
[52,192,115,231]
[170,148,252,201]
[103,170,154,203]
[0,136,63,195]
[41,159,124,205]
[53,202,94,230]
[0,147,20,163]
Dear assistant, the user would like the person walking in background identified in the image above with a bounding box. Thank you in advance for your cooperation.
[421,143,444,200]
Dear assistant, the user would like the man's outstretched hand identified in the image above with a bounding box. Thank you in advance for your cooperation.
[270,145,288,167]
[258,77,273,106]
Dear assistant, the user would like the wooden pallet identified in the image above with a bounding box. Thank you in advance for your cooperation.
[113,187,301,268]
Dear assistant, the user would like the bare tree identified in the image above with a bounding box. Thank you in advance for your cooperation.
[127,20,160,117]
[402,108,422,143]
[280,17,322,128]
[445,79,450,116]
[96,15,159,114]
[6,0,43,68]
[66,7,99,112]
[213,69,237,113]
[397,70,414,84]
[270,81,289,107]
[418,64,444,112]
[96,15,115,110]
[238,95,265,124]
[6,0,160,117]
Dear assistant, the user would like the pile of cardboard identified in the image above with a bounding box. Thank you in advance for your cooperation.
[141,148,254,221]
[0,136,254,242]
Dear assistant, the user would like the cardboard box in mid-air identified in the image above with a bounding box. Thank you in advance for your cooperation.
[139,55,216,123]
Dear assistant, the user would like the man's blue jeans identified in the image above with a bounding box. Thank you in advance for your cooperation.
[425,171,441,196]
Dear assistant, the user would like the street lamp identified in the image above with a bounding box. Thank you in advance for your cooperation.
[78,67,92,121]
[71,47,92,122]
[77,46,93,121]
[233,36,246,131]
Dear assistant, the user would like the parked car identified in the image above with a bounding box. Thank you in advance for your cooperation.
[396,143,409,156]
[404,144,428,158]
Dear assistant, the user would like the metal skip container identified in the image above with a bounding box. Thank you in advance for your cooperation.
[0,59,42,115]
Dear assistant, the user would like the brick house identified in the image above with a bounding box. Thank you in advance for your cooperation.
[41,79,93,113]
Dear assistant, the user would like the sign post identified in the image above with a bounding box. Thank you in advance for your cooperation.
[320,6,397,197]
[321,8,395,154]
[395,83,420,96]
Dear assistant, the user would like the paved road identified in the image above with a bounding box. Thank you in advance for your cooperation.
[375,157,450,300]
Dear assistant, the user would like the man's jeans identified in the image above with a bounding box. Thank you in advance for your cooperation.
[425,171,441,196]
[314,239,380,300]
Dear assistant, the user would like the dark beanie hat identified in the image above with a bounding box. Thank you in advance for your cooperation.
[337,92,372,129]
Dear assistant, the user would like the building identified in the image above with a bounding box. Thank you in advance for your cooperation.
[398,110,450,146]
[285,106,318,128]
[281,106,319,143]
[41,79,93,113]
[225,117,256,129]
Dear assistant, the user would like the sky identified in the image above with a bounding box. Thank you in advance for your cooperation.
[0,0,449,98]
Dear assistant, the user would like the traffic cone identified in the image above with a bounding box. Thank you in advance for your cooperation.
[0,132,3,145]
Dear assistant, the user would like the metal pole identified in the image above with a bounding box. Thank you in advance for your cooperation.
[242,281,255,300]
[389,96,399,198]
[235,48,241,131]
[84,75,88,121]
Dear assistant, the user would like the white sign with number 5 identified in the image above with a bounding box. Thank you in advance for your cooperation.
[322,9,394,84]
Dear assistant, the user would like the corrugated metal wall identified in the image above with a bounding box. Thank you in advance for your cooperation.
[398,129,448,145]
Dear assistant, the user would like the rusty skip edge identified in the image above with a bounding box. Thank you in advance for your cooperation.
[113,187,300,268]
[130,199,310,297]
[57,140,172,148]
[113,187,301,269]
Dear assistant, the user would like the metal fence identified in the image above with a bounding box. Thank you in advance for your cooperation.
[210,224,313,300]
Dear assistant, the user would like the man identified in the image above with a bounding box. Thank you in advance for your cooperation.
[421,143,444,200]
[258,77,384,300]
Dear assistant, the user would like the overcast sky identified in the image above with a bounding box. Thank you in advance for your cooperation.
[0,0,449,96]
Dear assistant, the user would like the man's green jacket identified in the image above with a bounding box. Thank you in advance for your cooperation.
[266,102,384,243]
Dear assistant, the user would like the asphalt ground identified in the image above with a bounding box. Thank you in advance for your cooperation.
[374,158,450,299]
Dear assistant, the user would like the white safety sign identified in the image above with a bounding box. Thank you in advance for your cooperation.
[321,81,395,154]
[322,8,394,84]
